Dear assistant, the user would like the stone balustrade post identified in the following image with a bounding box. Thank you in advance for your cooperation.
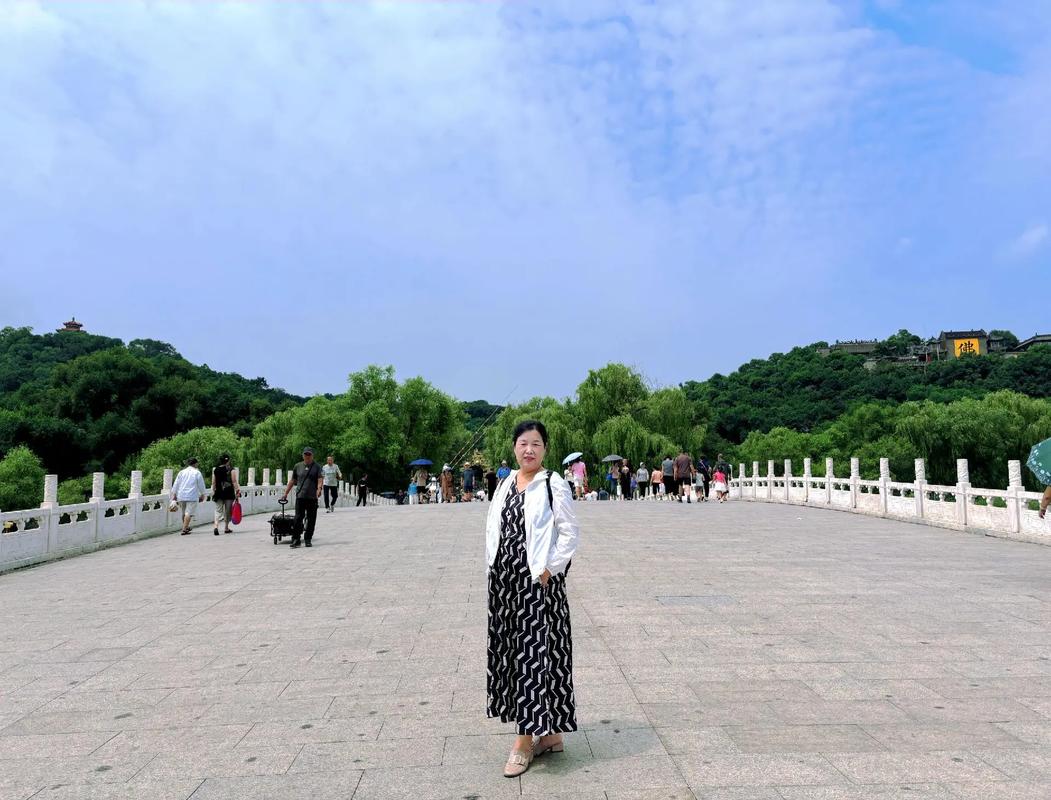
[1007,459,1023,533]
[850,457,860,509]
[162,469,174,495]
[246,468,256,486]
[879,457,890,515]
[276,469,283,487]
[784,459,792,502]
[914,458,926,520]
[752,461,760,499]
[262,468,271,487]
[825,457,834,504]
[803,457,812,503]
[956,458,970,527]
[766,460,775,500]
[737,464,745,499]
[41,474,58,509]
[90,472,106,504]
[129,470,143,500]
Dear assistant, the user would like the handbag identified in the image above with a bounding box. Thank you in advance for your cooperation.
[168,500,179,513]
[230,500,242,525]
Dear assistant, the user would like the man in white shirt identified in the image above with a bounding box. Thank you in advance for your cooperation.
[321,456,343,513]
[171,457,206,535]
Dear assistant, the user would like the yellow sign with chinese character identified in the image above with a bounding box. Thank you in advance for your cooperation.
[954,338,980,357]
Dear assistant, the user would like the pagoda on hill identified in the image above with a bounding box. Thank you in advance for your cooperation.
[57,317,85,333]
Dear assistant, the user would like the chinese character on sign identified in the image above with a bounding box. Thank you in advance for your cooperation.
[954,338,980,357]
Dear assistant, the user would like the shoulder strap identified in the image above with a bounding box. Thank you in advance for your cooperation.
[546,470,554,510]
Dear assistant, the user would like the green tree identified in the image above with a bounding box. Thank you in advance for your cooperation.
[575,364,648,434]
[0,445,46,511]
[135,427,247,493]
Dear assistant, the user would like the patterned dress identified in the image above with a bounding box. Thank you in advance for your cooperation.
[487,481,577,736]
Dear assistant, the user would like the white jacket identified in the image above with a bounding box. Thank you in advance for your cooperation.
[485,469,580,582]
[171,467,206,501]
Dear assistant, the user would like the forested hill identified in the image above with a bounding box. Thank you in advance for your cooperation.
[0,327,304,478]
[684,341,1051,445]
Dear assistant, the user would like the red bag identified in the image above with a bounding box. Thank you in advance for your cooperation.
[230,500,242,525]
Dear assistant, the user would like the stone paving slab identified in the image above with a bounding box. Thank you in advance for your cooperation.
[0,500,1050,798]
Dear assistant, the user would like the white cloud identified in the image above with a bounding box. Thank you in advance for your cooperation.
[1,0,1050,397]
[1004,223,1049,260]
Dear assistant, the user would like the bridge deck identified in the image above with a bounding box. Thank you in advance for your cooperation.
[1,501,1049,799]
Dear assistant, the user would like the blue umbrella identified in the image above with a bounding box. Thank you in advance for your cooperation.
[408,459,433,467]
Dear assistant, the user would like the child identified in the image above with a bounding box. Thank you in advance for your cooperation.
[712,467,728,503]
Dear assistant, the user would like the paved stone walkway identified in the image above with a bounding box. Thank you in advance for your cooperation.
[0,500,1049,799]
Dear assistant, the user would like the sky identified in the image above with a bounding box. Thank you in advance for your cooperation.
[2,0,1049,404]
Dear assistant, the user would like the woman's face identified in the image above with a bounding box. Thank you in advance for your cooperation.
[514,430,546,472]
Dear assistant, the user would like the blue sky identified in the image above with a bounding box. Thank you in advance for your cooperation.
[2,1,1049,403]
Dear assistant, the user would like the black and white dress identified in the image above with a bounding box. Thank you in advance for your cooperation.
[487,481,577,736]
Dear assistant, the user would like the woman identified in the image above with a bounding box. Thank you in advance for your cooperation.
[651,465,662,499]
[486,420,580,777]
[619,459,632,501]
[712,465,729,502]
[211,454,240,536]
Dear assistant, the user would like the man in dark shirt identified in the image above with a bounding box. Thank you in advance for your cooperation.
[282,447,323,548]
[673,449,694,503]
[356,473,368,507]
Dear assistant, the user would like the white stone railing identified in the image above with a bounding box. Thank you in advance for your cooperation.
[729,457,1049,543]
[0,466,394,573]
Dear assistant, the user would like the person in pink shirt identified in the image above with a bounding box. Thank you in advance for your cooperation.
[570,459,587,499]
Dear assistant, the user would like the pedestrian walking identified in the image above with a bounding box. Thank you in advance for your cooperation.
[712,465,729,502]
[463,462,475,501]
[281,447,323,548]
[651,466,662,499]
[563,465,575,498]
[570,458,587,499]
[619,459,632,501]
[486,466,498,501]
[211,454,240,535]
[414,465,430,503]
[356,472,368,506]
[322,455,343,513]
[661,454,675,500]
[697,456,711,501]
[171,457,206,535]
[636,461,649,499]
[486,420,579,777]
[497,460,511,480]
[673,448,694,503]
[440,464,454,503]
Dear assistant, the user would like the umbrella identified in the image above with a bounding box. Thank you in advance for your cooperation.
[562,452,583,466]
[408,459,433,467]
[1027,437,1051,486]
[601,454,624,463]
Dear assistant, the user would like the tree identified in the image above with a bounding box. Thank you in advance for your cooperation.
[575,364,648,434]
[989,329,1019,349]
[0,445,46,511]
[135,427,247,494]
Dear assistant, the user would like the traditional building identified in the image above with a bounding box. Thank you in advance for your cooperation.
[57,317,85,333]
[933,330,987,359]
[1013,334,1051,352]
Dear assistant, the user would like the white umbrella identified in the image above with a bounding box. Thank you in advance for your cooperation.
[562,452,584,465]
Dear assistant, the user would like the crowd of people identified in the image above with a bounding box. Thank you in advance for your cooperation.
[563,451,733,503]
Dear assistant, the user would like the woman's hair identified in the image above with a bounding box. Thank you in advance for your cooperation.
[218,453,230,466]
[512,419,548,447]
